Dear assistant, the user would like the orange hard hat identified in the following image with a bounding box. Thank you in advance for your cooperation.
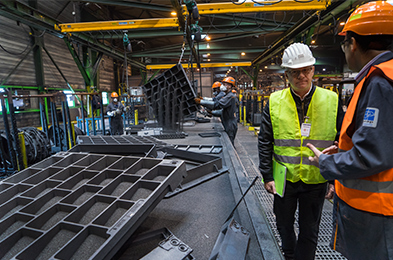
[212,81,221,89]
[339,1,393,36]
[111,92,119,98]
[222,77,236,87]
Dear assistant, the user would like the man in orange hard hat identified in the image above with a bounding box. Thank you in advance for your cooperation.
[307,2,393,259]
[195,76,238,145]
[212,81,225,101]
[106,92,125,135]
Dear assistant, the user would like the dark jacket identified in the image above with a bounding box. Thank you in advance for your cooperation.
[214,91,238,134]
[320,51,393,180]
[258,85,344,182]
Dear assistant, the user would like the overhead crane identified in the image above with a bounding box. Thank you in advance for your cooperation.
[146,62,252,70]
[55,0,330,33]
[54,0,330,69]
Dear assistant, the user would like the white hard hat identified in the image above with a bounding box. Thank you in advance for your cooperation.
[281,43,316,69]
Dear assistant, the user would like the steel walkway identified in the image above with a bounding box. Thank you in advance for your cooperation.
[234,122,347,260]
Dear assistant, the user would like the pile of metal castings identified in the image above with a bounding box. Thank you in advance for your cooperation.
[143,64,198,132]
[48,125,84,152]
[0,127,51,174]
[19,127,51,165]
[0,152,187,260]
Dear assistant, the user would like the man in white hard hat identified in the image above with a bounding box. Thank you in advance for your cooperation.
[258,42,344,260]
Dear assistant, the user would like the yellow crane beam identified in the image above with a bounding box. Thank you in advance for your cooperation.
[196,0,330,15]
[55,18,179,33]
[55,0,330,33]
[146,62,252,70]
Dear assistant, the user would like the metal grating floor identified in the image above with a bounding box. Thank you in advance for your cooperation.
[235,126,348,260]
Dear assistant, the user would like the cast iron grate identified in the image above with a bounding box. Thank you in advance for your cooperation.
[143,64,198,131]
[0,152,187,260]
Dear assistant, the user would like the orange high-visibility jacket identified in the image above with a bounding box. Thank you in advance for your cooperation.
[336,59,393,216]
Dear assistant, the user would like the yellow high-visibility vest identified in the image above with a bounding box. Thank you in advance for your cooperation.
[270,87,338,184]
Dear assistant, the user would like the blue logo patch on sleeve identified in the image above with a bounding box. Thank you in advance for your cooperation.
[363,107,379,128]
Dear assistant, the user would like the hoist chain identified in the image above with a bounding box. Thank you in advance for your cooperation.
[178,13,188,64]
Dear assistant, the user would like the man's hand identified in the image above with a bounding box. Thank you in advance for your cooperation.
[264,181,277,195]
[194,97,202,104]
[107,111,114,117]
[307,143,322,164]
[325,184,335,199]
[322,141,339,155]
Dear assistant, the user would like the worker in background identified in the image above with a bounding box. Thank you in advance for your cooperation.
[106,92,125,135]
[258,42,344,260]
[232,89,240,122]
[212,81,225,101]
[307,2,393,259]
[91,89,101,116]
[195,76,238,146]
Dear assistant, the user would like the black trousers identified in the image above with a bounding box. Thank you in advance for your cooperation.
[110,118,124,135]
[274,180,327,260]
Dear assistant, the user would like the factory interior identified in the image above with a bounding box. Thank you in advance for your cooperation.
[0,0,370,259]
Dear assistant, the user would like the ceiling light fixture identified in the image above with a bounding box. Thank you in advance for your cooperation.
[171,11,177,16]
[207,43,210,49]
[311,40,316,44]
[205,35,211,41]
[340,22,345,26]
[241,52,246,56]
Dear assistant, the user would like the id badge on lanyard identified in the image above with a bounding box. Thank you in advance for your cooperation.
[301,116,311,137]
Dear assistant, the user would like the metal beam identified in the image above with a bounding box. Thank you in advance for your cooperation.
[56,18,179,32]
[76,0,329,16]
[78,0,173,12]
[252,0,355,66]
[64,38,91,84]
[132,32,275,55]
[95,25,287,39]
[209,13,294,29]
[146,62,251,70]
[0,0,145,69]
[57,1,309,33]
[197,0,330,15]
[132,48,265,58]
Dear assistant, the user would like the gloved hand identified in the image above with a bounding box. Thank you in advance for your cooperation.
[107,111,114,117]
[194,97,202,104]
[116,109,122,115]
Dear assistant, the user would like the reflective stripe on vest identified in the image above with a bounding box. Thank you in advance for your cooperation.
[270,87,338,184]
[336,59,393,216]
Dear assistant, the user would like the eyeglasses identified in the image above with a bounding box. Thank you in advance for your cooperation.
[287,67,313,78]
[340,38,351,52]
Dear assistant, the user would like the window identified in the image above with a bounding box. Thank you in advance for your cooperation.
[63,91,75,107]
[102,92,109,105]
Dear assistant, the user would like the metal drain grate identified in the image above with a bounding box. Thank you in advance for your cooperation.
[248,177,347,259]
[238,151,347,260]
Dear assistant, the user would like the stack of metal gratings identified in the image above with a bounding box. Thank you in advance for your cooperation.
[143,64,198,130]
[77,135,169,147]
[0,152,186,260]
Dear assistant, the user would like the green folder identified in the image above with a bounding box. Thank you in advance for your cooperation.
[273,159,287,197]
